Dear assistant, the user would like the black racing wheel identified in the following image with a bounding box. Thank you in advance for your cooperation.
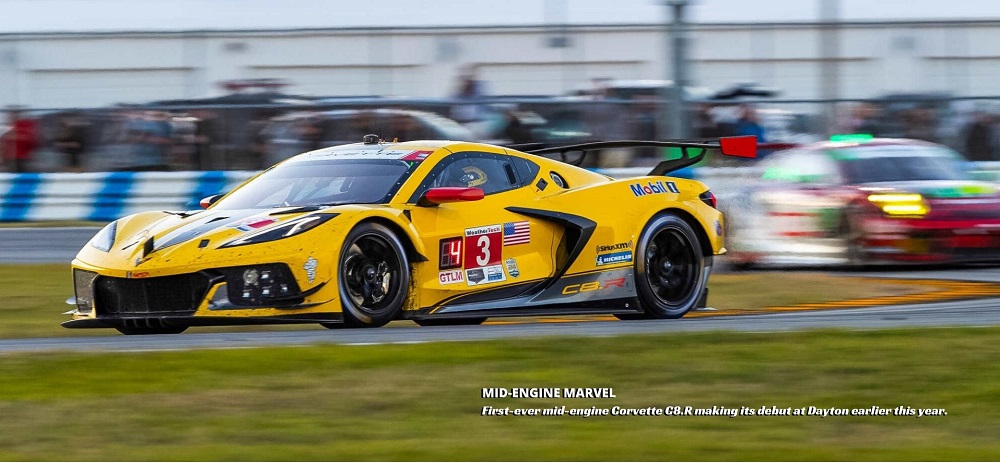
[335,222,410,328]
[632,213,707,319]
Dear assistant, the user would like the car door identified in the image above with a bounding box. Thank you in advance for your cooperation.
[406,151,559,306]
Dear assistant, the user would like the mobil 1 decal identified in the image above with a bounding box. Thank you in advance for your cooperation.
[464,224,507,286]
[630,180,679,197]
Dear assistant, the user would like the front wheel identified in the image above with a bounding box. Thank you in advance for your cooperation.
[338,222,410,328]
[634,213,707,319]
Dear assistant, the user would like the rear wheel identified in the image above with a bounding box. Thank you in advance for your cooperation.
[634,213,707,319]
[841,208,868,269]
[337,222,410,328]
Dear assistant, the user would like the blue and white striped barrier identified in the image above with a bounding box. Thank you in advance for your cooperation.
[0,171,256,222]
[0,168,694,222]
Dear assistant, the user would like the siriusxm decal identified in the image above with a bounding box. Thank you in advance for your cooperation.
[596,241,632,253]
[597,251,633,266]
[630,180,679,197]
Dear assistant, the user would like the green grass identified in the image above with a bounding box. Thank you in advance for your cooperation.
[0,264,920,339]
[0,328,997,460]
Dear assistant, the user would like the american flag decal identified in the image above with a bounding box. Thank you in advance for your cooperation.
[503,221,530,246]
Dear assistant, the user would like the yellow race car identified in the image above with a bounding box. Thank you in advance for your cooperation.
[66,135,755,334]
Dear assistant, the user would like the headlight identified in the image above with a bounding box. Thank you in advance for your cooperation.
[89,221,118,252]
[867,193,930,218]
[220,213,338,248]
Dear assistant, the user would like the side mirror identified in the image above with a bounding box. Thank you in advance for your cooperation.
[200,194,224,209]
[417,187,485,207]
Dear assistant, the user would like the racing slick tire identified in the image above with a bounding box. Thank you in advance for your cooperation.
[413,317,487,326]
[633,213,707,319]
[336,222,410,328]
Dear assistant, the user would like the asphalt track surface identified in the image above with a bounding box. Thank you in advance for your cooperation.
[0,227,99,263]
[0,297,997,354]
[1,227,998,354]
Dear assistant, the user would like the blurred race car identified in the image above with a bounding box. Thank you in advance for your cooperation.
[725,138,1000,267]
[65,135,755,334]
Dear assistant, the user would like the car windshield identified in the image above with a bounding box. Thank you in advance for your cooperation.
[213,159,415,209]
[839,146,970,184]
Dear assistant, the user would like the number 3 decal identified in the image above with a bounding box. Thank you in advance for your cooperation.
[476,235,490,266]
[464,226,502,269]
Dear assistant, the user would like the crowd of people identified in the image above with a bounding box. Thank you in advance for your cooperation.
[4,88,999,173]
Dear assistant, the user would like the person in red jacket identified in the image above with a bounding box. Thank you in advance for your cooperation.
[2,108,38,173]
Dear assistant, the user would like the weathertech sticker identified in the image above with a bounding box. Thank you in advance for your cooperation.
[438,269,464,285]
[503,221,530,246]
[466,265,506,286]
[464,225,502,268]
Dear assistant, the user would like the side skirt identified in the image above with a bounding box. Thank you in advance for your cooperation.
[408,267,643,320]
[62,313,344,329]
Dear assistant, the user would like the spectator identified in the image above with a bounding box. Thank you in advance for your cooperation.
[297,116,324,152]
[1,107,39,173]
[54,111,90,172]
[122,111,172,171]
[500,109,534,145]
[191,109,219,170]
[389,113,430,142]
[734,104,767,142]
[902,107,938,143]
[847,102,880,136]
[347,110,377,141]
[964,111,996,162]
[694,103,733,139]
[584,77,630,167]
[450,64,488,124]
[629,95,659,158]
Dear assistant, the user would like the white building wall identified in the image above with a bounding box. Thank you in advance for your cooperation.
[4,21,1000,109]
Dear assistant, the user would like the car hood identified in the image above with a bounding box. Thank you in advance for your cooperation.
[76,205,361,270]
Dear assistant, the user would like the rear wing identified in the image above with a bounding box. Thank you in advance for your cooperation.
[525,136,757,176]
